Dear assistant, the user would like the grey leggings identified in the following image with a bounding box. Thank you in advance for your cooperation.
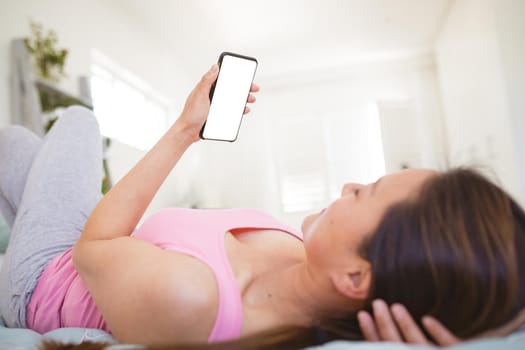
[0,106,103,328]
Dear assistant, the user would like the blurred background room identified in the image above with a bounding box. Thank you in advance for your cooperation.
[0,0,523,229]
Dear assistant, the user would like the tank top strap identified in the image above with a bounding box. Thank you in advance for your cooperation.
[207,208,302,342]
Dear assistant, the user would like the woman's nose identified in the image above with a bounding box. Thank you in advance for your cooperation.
[341,183,364,196]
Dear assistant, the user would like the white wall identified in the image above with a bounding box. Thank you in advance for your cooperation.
[194,55,447,228]
[435,0,524,205]
[494,0,525,204]
[0,0,193,127]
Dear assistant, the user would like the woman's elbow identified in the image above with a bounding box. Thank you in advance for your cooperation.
[72,238,90,275]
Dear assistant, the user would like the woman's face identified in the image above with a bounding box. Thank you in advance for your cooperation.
[302,169,436,269]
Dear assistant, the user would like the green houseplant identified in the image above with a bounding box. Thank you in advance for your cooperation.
[24,21,68,82]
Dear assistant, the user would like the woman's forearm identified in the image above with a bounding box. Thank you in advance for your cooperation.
[76,64,257,243]
[80,118,195,241]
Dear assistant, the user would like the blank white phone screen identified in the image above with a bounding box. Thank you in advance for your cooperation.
[202,55,257,141]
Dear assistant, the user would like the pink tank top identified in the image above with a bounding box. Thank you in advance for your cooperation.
[26,208,303,342]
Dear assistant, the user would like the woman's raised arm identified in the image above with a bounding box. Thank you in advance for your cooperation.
[76,65,220,243]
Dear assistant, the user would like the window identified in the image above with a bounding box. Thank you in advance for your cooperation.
[273,117,330,213]
[274,103,385,214]
[90,51,171,150]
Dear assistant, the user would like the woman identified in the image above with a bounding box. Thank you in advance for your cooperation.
[0,64,524,348]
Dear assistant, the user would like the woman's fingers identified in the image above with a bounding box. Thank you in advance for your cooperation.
[422,316,461,346]
[373,299,403,341]
[244,94,257,115]
[361,301,462,346]
[250,83,260,92]
[358,311,380,341]
[390,304,430,344]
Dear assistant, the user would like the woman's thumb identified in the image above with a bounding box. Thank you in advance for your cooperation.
[200,64,219,88]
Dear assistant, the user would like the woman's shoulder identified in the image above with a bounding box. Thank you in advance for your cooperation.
[105,245,218,343]
[152,251,220,342]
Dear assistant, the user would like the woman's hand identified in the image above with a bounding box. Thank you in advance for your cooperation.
[177,64,260,143]
[358,299,462,346]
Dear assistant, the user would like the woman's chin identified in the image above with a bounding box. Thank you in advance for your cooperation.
[301,215,313,233]
[301,212,319,238]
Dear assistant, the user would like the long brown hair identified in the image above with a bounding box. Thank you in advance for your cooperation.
[361,167,525,337]
[42,168,525,350]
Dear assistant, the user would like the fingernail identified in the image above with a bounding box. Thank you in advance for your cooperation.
[209,64,218,73]
[357,311,371,324]
[372,299,385,309]
[391,304,403,320]
[422,316,432,326]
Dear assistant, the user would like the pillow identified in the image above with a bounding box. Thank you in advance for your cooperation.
[1,326,524,350]
[0,326,117,349]
[0,214,9,254]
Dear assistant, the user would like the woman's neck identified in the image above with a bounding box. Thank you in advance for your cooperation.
[243,256,355,330]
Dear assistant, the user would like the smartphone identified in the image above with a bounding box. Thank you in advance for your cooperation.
[200,52,258,142]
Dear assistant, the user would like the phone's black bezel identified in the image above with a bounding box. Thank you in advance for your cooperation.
[199,52,258,142]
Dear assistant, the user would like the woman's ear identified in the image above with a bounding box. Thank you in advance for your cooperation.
[330,261,371,300]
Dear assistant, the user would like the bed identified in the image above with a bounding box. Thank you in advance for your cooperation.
[0,325,524,349]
